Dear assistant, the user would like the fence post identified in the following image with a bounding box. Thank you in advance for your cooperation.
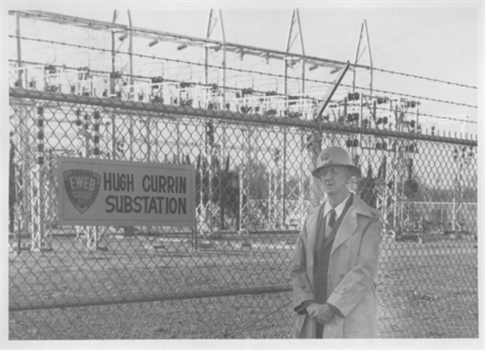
[31,103,51,252]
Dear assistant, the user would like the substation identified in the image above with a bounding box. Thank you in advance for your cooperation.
[8,9,477,252]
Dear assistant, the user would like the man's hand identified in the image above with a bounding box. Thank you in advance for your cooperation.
[306,303,335,324]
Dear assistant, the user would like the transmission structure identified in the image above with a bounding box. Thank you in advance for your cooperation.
[8,8,477,246]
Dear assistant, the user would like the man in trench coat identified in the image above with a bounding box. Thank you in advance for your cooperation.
[291,146,381,338]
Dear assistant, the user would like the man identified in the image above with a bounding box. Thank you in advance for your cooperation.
[291,146,381,338]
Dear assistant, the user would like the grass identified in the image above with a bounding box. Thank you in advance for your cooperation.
[8,232,478,339]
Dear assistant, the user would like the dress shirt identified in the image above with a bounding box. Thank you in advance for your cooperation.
[323,193,351,224]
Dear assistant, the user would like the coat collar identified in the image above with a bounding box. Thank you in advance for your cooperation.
[305,195,375,256]
[331,195,375,253]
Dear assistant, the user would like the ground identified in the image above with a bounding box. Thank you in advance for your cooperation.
[8,231,478,339]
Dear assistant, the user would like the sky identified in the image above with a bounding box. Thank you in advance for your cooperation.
[4,1,482,137]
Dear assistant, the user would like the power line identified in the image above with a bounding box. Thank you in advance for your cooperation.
[11,10,477,91]
[9,36,479,117]
[10,35,477,109]
[10,35,478,109]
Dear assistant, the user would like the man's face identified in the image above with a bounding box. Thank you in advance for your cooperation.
[316,165,351,195]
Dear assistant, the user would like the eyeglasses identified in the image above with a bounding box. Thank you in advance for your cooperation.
[317,167,342,177]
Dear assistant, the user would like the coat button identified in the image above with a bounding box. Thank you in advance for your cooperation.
[339,273,345,279]
[342,244,348,249]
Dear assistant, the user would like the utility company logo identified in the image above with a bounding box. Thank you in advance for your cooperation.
[64,169,101,214]
[320,153,330,163]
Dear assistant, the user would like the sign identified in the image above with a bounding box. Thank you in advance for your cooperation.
[57,157,196,227]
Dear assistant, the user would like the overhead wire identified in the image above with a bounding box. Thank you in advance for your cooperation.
[10,35,477,110]
[371,66,477,90]
[9,10,477,91]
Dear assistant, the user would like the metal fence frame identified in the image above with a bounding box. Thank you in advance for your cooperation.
[8,87,478,339]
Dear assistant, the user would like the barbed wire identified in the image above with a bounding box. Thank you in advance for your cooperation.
[371,67,477,90]
[10,35,478,110]
[10,11,477,91]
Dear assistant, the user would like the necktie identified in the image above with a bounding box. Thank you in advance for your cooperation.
[327,209,336,230]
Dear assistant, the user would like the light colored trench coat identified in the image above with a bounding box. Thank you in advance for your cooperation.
[291,195,381,338]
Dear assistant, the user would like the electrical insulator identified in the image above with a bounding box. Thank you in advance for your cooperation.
[377,97,387,105]
[240,105,251,114]
[241,88,254,97]
[306,135,312,150]
[116,141,124,153]
[347,92,360,101]
[206,122,214,146]
[383,117,388,125]
[346,139,359,147]
[405,101,416,108]
[273,149,281,163]
[362,119,369,128]
[376,118,383,125]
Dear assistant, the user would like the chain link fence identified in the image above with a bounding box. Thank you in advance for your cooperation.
[8,86,477,339]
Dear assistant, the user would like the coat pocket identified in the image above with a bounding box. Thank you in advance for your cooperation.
[342,294,376,338]
[343,313,364,337]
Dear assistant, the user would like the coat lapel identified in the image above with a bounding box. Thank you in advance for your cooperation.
[331,196,373,254]
[307,203,325,259]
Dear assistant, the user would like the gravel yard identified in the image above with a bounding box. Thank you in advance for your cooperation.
[9,233,478,339]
